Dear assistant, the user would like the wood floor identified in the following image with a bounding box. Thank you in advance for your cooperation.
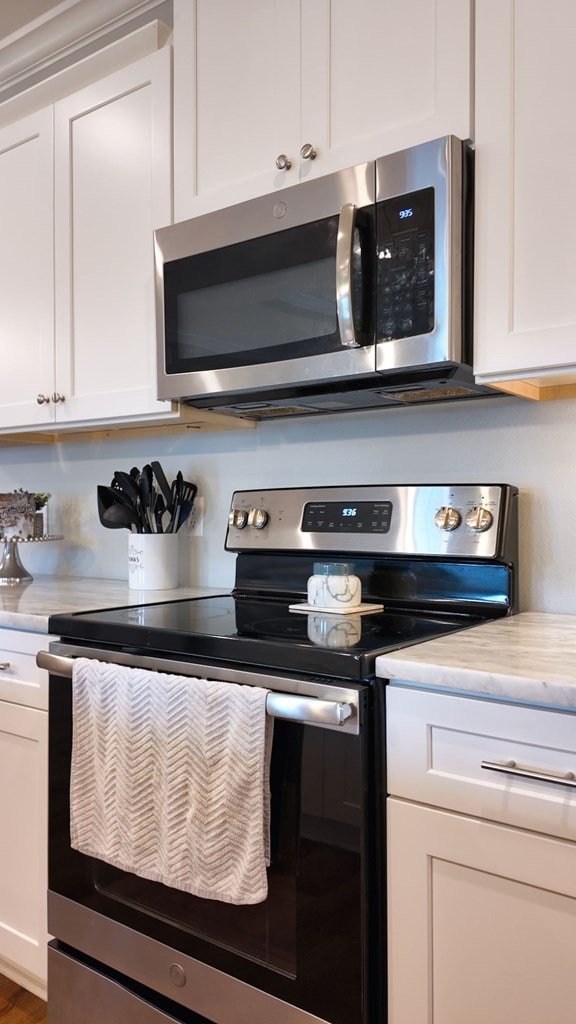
[0,976,46,1024]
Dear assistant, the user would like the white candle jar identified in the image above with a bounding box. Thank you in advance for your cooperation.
[306,562,361,610]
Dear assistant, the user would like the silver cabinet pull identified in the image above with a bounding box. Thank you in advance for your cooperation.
[336,203,360,348]
[36,394,50,404]
[275,154,292,171]
[481,758,576,788]
[51,393,66,403]
[300,143,317,161]
[0,662,11,670]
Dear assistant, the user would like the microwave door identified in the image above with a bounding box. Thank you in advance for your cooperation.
[156,166,376,406]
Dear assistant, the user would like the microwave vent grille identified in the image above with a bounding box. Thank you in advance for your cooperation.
[381,385,479,403]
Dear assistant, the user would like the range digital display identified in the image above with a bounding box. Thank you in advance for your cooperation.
[302,501,392,534]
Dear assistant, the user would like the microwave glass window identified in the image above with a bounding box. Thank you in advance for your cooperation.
[164,214,373,373]
[376,187,435,341]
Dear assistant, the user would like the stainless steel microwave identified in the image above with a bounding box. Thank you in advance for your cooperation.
[154,136,494,419]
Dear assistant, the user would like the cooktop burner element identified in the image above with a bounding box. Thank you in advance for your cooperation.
[50,484,519,682]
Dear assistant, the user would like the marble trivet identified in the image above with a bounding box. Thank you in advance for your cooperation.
[289,602,384,616]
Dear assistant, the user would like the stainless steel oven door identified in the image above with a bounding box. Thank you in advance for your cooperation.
[41,644,380,1024]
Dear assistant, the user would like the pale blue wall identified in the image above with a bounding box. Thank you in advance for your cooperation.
[0,392,572,611]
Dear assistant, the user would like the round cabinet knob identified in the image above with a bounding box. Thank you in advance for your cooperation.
[434,506,462,532]
[228,508,248,530]
[275,154,292,171]
[51,393,65,403]
[247,508,269,530]
[36,394,50,405]
[465,506,494,532]
[300,143,317,161]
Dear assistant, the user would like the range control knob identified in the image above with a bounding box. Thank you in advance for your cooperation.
[433,506,462,532]
[228,508,248,529]
[465,506,494,532]
[248,507,269,530]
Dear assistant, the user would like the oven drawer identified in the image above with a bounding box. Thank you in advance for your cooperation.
[48,944,186,1024]
[0,628,53,710]
[387,686,576,841]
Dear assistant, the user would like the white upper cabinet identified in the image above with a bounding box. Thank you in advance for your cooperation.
[173,0,473,221]
[54,47,174,426]
[0,47,177,433]
[0,109,55,429]
[474,0,576,399]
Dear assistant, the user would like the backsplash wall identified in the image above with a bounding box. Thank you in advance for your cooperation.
[0,393,572,612]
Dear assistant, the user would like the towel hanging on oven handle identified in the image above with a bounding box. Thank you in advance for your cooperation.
[36,650,356,729]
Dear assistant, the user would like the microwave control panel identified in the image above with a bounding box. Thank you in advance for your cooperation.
[376,186,435,341]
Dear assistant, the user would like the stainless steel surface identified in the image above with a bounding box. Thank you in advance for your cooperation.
[36,393,50,404]
[480,759,576,788]
[154,136,482,417]
[51,392,65,403]
[225,484,516,560]
[275,153,292,170]
[375,135,463,374]
[0,538,33,585]
[48,944,177,1024]
[38,645,361,734]
[155,160,375,402]
[300,143,317,161]
[336,203,359,348]
[48,895,333,1024]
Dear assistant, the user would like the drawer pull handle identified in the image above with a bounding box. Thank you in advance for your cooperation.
[0,662,11,671]
[481,758,576,788]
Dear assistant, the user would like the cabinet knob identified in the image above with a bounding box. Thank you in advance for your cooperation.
[51,393,66,403]
[0,663,11,670]
[275,154,292,171]
[36,394,50,405]
[300,143,317,161]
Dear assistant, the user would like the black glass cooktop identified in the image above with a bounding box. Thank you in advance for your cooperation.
[49,594,480,682]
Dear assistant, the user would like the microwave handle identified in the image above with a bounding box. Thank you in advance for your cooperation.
[336,203,360,348]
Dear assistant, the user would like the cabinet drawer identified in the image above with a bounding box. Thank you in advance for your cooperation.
[387,686,576,841]
[0,629,52,710]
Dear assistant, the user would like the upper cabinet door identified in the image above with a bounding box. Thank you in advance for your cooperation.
[174,0,301,220]
[0,108,55,429]
[300,0,472,181]
[53,48,174,425]
[173,0,472,221]
[474,0,576,397]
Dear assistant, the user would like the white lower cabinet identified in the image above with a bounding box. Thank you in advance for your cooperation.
[0,629,49,998]
[386,686,576,1024]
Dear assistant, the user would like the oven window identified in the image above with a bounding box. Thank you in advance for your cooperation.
[49,680,374,1024]
[163,213,373,373]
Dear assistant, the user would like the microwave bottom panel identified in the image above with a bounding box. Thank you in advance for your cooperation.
[182,366,502,420]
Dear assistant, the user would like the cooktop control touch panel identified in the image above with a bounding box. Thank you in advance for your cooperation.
[225,484,518,560]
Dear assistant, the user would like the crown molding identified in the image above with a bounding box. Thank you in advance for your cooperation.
[0,0,172,102]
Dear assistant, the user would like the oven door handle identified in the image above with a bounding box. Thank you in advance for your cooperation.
[336,203,360,348]
[36,650,356,728]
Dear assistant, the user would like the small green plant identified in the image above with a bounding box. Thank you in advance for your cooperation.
[13,487,51,510]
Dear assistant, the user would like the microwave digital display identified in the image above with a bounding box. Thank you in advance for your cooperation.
[302,501,393,534]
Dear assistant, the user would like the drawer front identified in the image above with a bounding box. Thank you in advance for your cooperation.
[0,629,53,710]
[387,685,576,841]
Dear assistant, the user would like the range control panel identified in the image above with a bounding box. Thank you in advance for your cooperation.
[225,484,518,561]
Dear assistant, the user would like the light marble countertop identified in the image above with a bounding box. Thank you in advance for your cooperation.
[0,575,228,633]
[375,612,576,710]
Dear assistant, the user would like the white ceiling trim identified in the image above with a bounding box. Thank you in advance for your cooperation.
[0,0,170,98]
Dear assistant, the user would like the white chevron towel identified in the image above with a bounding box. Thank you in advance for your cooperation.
[70,658,273,904]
